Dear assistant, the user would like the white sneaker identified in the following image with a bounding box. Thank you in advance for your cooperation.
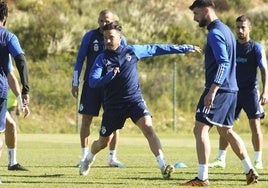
[254,161,263,170]
[79,157,94,176]
[208,159,226,168]
[108,159,125,168]
[161,165,175,179]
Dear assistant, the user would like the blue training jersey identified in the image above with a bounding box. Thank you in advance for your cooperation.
[89,44,195,108]
[205,19,238,92]
[72,28,127,86]
[236,40,267,90]
[0,27,24,99]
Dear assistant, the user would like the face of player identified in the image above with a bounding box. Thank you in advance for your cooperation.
[98,12,115,33]
[103,29,121,51]
[236,21,251,42]
[192,7,208,28]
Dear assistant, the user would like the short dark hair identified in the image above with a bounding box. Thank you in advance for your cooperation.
[236,15,251,23]
[102,21,122,32]
[189,0,215,10]
[0,1,8,21]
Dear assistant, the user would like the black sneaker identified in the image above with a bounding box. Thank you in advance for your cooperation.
[8,163,29,171]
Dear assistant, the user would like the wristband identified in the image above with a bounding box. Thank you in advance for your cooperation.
[17,95,24,109]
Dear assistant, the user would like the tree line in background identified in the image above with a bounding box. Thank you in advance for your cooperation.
[7,0,268,133]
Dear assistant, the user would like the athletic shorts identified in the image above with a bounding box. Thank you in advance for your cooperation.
[78,81,103,116]
[99,101,151,137]
[235,88,265,119]
[0,98,7,132]
[195,89,237,127]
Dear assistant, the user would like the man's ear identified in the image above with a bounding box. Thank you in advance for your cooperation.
[204,7,209,14]
[248,25,252,32]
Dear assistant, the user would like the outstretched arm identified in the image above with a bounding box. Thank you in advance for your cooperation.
[132,44,201,59]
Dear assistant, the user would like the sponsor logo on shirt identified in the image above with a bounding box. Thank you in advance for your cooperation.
[236,57,247,63]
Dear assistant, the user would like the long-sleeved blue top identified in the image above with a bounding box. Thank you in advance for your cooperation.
[0,27,23,99]
[236,40,267,90]
[205,19,238,92]
[72,28,127,86]
[89,44,195,108]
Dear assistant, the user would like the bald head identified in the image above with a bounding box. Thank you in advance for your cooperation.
[98,9,119,33]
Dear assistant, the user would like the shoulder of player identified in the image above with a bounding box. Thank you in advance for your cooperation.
[250,40,264,53]
[83,29,101,39]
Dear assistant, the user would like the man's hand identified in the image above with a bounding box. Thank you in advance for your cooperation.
[22,105,30,118]
[22,94,30,105]
[113,67,120,76]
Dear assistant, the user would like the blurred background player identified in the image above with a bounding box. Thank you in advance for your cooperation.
[209,15,267,170]
[72,9,127,167]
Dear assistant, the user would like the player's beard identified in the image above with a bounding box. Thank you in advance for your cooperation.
[237,33,245,40]
[198,18,207,28]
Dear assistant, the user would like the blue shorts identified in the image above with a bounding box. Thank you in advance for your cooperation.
[235,88,265,119]
[99,101,151,137]
[78,81,103,116]
[0,98,7,132]
[195,89,237,127]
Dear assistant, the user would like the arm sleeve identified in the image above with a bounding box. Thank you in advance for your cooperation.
[89,54,114,88]
[208,30,230,85]
[132,44,195,59]
[72,32,91,86]
[14,54,29,94]
[255,44,267,69]
[7,34,29,94]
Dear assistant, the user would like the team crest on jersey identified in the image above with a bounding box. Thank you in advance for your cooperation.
[101,126,107,135]
[93,40,100,52]
[125,53,132,61]
[103,59,113,72]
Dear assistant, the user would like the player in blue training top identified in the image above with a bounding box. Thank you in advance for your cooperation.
[181,1,258,186]
[0,1,30,177]
[78,21,201,178]
[209,15,267,170]
[6,58,30,172]
[72,9,127,168]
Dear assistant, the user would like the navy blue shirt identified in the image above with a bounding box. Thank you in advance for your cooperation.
[205,19,238,92]
[0,27,24,99]
[236,40,267,90]
[72,28,127,86]
[89,44,195,109]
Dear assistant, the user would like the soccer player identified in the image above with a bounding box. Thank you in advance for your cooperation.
[180,0,258,186]
[72,9,127,168]
[0,1,30,181]
[6,62,30,171]
[209,15,267,170]
[79,21,201,178]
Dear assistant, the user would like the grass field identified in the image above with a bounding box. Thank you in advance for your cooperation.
[0,132,267,187]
